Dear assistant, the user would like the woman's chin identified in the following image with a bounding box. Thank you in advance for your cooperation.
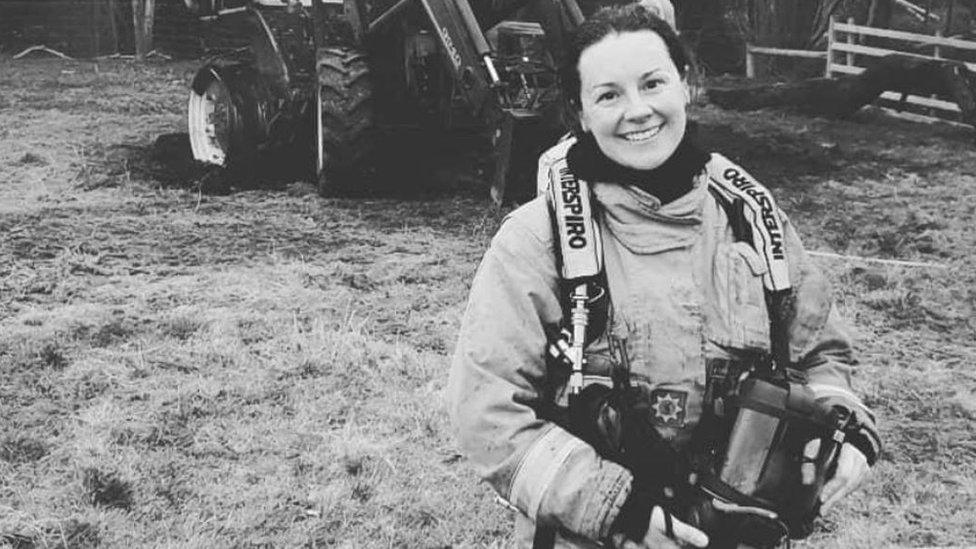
[616,140,683,170]
[616,153,667,171]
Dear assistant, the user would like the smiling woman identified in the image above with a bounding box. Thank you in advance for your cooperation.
[576,28,687,171]
[448,4,881,549]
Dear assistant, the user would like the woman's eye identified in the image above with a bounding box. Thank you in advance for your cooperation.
[642,79,663,91]
[596,91,618,103]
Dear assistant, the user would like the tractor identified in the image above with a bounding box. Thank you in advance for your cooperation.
[183,0,587,202]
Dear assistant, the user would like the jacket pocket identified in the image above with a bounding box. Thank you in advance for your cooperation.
[709,242,770,351]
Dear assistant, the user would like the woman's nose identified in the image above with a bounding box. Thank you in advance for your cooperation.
[622,91,654,121]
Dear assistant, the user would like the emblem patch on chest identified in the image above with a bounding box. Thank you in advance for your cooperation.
[650,389,687,427]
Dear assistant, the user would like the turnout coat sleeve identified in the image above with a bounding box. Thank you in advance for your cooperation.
[447,198,633,542]
[780,214,881,461]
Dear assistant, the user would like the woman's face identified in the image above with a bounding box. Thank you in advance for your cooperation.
[577,30,688,170]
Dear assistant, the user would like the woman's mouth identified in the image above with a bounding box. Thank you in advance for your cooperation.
[620,125,663,142]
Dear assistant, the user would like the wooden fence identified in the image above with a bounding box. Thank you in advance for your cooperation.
[745,17,976,122]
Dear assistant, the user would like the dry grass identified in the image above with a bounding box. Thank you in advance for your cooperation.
[1,55,974,548]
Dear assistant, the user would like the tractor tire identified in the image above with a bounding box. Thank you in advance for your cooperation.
[315,47,376,196]
[187,63,258,193]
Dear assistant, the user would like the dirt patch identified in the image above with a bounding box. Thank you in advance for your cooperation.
[0,519,101,549]
[694,102,976,188]
[0,436,49,464]
[82,467,134,511]
[145,128,493,199]
[693,119,839,188]
[16,152,48,166]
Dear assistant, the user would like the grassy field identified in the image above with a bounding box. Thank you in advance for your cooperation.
[1,55,974,548]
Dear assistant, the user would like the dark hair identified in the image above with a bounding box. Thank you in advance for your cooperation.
[559,5,690,114]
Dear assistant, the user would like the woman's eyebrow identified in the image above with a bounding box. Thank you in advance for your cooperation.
[588,81,620,91]
[588,69,666,91]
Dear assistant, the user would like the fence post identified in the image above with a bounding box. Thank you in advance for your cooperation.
[132,0,156,61]
[825,15,835,77]
[930,29,943,116]
[746,44,754,78]
[107,0,120,55]
[846,17,855,67]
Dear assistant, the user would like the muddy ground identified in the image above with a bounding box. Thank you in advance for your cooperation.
[1,56,974,547]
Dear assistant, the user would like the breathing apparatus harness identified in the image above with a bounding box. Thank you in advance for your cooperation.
[530,152,871,549]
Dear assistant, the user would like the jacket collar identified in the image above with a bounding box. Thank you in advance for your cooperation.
[592,166,710,255]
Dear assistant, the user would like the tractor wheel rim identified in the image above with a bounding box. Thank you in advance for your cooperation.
[188,77,233,166]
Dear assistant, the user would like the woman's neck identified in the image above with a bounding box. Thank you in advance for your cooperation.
[566,129,710,205]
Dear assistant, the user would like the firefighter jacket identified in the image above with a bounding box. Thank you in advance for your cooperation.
[447,143,879,548]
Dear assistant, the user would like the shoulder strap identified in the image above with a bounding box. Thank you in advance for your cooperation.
[543,147,603,282]
[706,153,792,293]
[543,149,609,381]
[706,153,795,371]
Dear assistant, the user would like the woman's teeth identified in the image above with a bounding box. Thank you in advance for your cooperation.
[622,126,661,142]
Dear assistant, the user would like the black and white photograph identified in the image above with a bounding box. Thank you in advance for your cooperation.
[1,0,973,547]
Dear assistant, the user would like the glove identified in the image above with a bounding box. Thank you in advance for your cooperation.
[801,401,879,513]
[514,382,693,511]
[801,439,870,512]
[610,506,709,549]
